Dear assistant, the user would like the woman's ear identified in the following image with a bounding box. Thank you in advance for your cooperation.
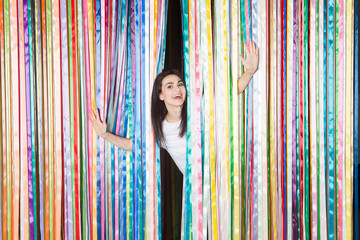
[159,93,164,101]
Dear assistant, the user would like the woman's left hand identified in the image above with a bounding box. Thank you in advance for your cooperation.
[89,108,107,138]
[240,40,259,74]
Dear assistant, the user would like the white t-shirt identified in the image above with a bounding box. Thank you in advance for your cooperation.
[162,119,186,175]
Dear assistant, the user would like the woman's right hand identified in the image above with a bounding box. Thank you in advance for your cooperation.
[240,40,259,74]
[89,108,107,138]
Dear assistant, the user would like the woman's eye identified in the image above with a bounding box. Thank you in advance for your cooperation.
[178,82,184,87]
[167,85,173,89]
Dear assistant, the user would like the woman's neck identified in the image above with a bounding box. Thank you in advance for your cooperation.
[165,105,182,123]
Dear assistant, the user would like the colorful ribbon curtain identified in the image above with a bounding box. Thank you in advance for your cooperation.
[0,0,359,240]
[180,0,359,239]
[0,0,167,239]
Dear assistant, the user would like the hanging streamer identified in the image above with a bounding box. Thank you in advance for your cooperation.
[353,0,359,238]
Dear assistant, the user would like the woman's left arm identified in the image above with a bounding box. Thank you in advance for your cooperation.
[237,40,259,94]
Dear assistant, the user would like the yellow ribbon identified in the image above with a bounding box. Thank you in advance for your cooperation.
[269,0,277,238]
[205,0,218,238]
[231,0,240,238]
[345,0,354,238]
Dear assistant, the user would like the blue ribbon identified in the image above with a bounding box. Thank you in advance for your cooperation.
[323,0,328,215]
[119,2,130,239]
[354,0,359,238]
[156,143,162,239]
[240,0,246,44]
[247,0,252,40]
[140,0,146,238]
[327,0,335,238]
[135,0,142,238]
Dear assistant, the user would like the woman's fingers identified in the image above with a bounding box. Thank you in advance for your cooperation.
[248,40,257,54]
[244,42,249,56]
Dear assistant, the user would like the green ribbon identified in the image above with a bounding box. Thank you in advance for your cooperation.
[303,0,310,238]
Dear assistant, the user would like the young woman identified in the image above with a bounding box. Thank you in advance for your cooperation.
[90,40,259,175]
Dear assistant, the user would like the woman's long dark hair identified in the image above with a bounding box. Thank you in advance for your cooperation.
[151,69,187,147]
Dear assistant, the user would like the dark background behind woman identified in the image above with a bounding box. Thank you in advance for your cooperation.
[162,0,184,238]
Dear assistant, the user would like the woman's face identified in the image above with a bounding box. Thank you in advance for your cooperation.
[159,74,186,107]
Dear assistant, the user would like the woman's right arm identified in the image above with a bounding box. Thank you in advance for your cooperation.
[90,109,133,151]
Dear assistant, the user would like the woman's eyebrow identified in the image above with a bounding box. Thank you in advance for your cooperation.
[165,82,174,86]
